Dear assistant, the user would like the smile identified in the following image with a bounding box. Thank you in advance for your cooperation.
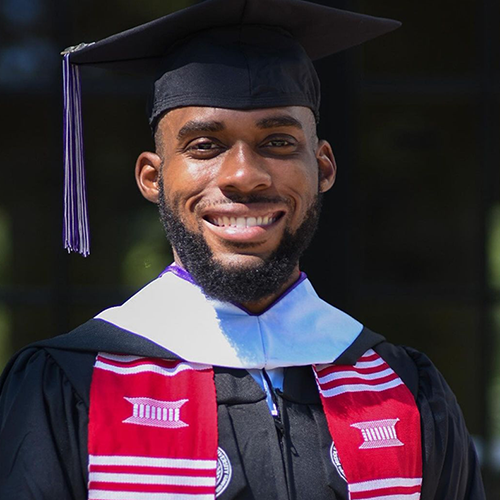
[201,208,287,245]
[206,215,280,228]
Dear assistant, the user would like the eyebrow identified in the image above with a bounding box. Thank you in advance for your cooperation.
[177,120,225,141]
[176,114,303,141]
[256,115,303,130]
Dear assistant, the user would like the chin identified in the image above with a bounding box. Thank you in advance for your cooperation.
[215,252,270,270]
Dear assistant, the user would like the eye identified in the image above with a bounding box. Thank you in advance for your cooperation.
[189,140,220,151]
[185,139,225,158]
[266,139,292,147]
[192,141,218,150]
[261,135,298,154]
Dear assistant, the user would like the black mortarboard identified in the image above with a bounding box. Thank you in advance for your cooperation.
[62,0,400,256]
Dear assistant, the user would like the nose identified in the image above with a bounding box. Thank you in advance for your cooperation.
[217,142,272,194]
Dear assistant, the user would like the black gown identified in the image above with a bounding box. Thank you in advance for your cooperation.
[0,320,485,499]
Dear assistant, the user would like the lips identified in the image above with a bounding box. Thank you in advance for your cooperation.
[201,209,286,246]
[206,214,280,228]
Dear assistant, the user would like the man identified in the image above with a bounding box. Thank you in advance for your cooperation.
[0,0,485,499]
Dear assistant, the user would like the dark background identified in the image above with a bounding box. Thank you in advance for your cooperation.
[0,0,499,494]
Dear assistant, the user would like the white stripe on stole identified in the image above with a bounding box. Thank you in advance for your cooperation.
[88,491,215,500]
[94,360,211,377]
[353,357,386,369]
[89,472,215,487]
[319,378,404,398]
[89,455,217,469]
[315,349,382,374]
[350,494,420,500]
[318,367,394,384]
[349,477,423,492]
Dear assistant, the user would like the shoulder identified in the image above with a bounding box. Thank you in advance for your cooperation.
[372,339,485,499]
[0,343,96,412]
[373,339,466,420]
[0,320,115,412]
[1,318,182,410]
[373,340,464,410]
[343,332,463,421]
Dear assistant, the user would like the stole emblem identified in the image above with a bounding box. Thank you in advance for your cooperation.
[351,418,403,449]
[123,396,188,428]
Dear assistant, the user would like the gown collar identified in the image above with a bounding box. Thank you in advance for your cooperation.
[95,265,363,369]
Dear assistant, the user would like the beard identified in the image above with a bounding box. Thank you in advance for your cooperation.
[158,181,322,305]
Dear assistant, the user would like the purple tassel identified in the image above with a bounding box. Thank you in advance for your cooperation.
[62,48,90,256]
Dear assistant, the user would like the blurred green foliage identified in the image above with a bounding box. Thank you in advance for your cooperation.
[488,204,500,290]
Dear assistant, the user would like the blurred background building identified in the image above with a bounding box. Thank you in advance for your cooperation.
[0,0,498,495]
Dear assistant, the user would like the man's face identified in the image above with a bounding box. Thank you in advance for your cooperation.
[137,106,336,307]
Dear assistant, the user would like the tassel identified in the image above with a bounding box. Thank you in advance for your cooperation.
[62,44,93,257]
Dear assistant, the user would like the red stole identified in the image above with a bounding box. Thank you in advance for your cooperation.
[88,349,422,499]
[88,353,218,499]
[313,349,422,499]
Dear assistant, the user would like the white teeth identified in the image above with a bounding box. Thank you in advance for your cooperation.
[210,215,278,227]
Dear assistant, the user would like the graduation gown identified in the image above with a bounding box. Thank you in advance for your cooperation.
[0,270,485,499]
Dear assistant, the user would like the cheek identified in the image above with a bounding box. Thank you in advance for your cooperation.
[162,162,214,209]
[163,162,203,187]
[281,164,319,204]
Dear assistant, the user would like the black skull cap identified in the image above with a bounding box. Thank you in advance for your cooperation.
[67,0,401,125]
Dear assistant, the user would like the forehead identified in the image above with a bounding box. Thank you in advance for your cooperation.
[157,106,316,137]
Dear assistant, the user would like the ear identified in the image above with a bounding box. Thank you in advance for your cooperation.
[135,151,163,203]
[316,140,337,193]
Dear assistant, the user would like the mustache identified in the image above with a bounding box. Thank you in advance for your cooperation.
[196,195,291,211]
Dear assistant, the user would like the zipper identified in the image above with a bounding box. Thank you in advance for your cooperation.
[262,369,296,499]
[262,369,284,435]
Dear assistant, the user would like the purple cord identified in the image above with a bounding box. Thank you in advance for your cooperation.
[62,53,90,256]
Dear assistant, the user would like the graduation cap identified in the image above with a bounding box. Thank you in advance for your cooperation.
[62,0,400,256]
